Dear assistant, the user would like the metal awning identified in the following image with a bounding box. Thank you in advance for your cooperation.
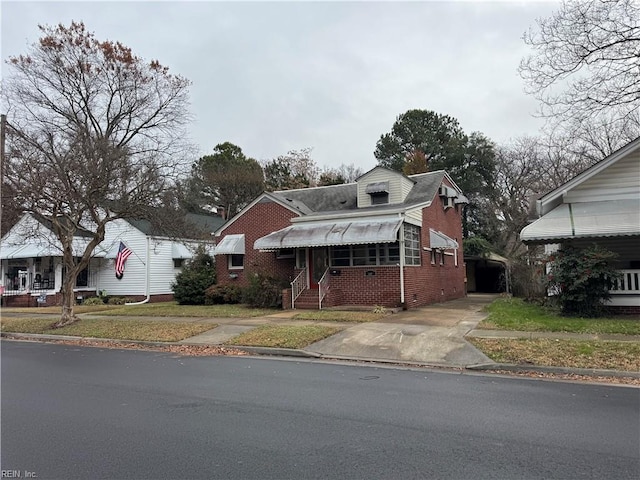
[214,234,245,255]
[172,242,193,259]
[365,181,389,194]
[520,199,640,243]
[254,219,403,250]
[429,229,459,249]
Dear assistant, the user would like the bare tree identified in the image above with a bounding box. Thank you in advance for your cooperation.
[317,163,364,186]
[519,0,640,123]
[2,22,192,326]
[492,134,600,258]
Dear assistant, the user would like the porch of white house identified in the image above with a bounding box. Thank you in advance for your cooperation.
[1,256,99,307]
[608,269,640,307]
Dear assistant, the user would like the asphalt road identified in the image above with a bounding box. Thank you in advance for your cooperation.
[1,341,638,480]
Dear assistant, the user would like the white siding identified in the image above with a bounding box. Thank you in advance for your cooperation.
[405,208,422,225]
[95,220,149,297]
[565,152,640,203]
[356,168,413,207]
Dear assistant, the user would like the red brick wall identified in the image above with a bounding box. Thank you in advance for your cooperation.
[215,182,466,309]
[409,180,466,306]
[326,266,402,307]
[216,199,298,288]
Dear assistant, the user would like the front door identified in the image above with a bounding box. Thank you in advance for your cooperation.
[309,248,329,289]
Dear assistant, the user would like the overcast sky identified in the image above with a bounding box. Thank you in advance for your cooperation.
[1,1,560,171]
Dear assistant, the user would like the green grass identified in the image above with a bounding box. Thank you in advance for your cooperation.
[2,302,276,318]
[0,316,215,342]
[468,337,640,372]
[225,324,342,349]
[292,310,386,322]
[1,305,117,314]
[479,297,640,335]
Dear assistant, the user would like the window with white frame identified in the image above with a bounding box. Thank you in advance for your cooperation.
[404,224,421,266]
[330,243,400,267]
[228,254,244,270]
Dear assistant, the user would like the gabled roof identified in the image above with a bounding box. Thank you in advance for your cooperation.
[215,168,457,236]
[31,213,94,238]
[270,170,446,219]
[536,136,640,216]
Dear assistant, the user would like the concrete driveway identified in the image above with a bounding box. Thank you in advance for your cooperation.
[305,294,497,367]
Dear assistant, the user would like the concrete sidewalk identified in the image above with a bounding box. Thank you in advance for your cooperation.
[178,294,498,367]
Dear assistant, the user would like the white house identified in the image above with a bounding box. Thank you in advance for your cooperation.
[0,212,222,307]
[520,137,640,313]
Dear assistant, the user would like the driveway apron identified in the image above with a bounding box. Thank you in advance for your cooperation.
[305,294,497,367]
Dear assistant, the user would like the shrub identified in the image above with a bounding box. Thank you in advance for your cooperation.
[172,251,216,305]
[82,297,105,306]
[107,297,129,305]
[242,273,289,308]
[546,245,621,317]
[204,284,242,305]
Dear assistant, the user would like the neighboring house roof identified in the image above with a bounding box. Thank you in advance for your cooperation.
[31,213,94,238]
[521,136,640,244]
[535,136,640,217]
[127,212,224,238]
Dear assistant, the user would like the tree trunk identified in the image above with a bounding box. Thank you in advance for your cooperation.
[53,275,79,328]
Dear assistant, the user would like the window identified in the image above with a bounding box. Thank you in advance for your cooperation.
[229,255,244,270]
[330,243,400,267]
[370,192,389,205]
[296,249,307,269]
[352,245,377,266]
[174,259,184,268]
[404,224,421,266]
[76,267,89,287]
[331,246,351,266]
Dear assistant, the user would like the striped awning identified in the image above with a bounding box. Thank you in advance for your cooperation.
[521,199,640,243]
[254,219,402,250]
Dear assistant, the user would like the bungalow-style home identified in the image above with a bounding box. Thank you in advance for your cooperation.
[520,136,640,313]
[214,167,468,309]
[0,212,222,307]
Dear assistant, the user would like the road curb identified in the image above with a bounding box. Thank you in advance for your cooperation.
[466,362,640,379]
[2,333,638,380]
[1,331,175,347]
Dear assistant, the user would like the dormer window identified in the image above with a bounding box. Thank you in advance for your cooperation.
[366,181,389,205]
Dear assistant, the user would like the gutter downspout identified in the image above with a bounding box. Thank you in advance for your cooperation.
[126,236,151,305]
[399,214,405,308]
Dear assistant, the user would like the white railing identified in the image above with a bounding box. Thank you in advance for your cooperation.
[318,267,330,310]
[291,268,307,309]
[609,269,640,295]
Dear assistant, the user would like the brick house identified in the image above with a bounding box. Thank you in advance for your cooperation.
[214,167,468,309]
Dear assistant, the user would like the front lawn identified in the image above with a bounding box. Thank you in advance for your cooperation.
[1,302,277,318]
[0,317,215,342]
[225,325,342,349]
[468,337,640,372]
[479,297,640,335]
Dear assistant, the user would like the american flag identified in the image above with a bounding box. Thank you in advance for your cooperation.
[115,241,132,278]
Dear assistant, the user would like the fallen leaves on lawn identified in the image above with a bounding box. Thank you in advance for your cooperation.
[23,338,249,356]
